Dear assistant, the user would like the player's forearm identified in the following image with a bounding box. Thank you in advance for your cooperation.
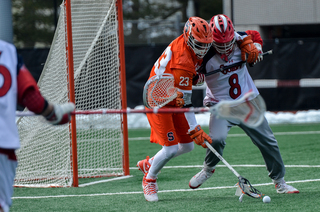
[177,89,198,129]
[184,112,198,131]
[20,88,74,125]
[20,87,48,114]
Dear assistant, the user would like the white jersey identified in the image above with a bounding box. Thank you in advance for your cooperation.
[0,40,20,149]
[204,33,259,104]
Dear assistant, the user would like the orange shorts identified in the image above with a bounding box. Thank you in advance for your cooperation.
[146,111,193,146]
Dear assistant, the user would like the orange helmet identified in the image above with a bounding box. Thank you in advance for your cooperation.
[183,17,213,59]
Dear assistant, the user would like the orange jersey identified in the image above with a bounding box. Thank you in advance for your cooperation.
[146,35,203,146]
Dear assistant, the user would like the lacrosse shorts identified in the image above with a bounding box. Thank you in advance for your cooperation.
[146,112,193,146]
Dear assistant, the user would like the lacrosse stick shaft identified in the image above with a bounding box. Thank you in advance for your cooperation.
[15,107,211,116]
[205,141,241,178]
[263,49,273,55]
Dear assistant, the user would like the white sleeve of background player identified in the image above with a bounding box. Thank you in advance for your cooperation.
[178,89,198,130]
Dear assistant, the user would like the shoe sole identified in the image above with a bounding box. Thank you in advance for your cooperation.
[189,181,202,189]
[144,194,159,202]
[287,190,300,193]
[145,198,158,202]
[277,190,300,194]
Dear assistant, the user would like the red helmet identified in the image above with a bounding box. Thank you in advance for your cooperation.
[183,17,213,59]
[209,14,235,60]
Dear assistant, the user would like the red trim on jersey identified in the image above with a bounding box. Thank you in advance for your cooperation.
[245,30,263,46]
[0,148,17,161]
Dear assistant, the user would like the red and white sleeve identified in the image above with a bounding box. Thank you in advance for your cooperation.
[245,30,263,52]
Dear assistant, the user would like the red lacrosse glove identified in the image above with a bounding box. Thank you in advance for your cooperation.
[188,125,212,148]
[192,72,205,86]
[238,35,259,64]
[175,91,185,107]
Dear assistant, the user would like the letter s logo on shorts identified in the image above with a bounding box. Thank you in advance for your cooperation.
[167,132,175,141]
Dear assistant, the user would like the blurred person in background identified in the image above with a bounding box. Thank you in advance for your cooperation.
[0,39,75,212]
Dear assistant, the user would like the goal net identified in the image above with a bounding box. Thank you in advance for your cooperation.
[15,0,128,187]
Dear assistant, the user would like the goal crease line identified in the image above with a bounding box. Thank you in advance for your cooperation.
[78,175,133,187]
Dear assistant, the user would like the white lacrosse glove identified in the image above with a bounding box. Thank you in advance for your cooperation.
[252,42,263,66]
[45,102,75,125]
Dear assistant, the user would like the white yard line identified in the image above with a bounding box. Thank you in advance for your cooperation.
[129,131,320,141]
[130,164,320,169]
[12,178,320,199]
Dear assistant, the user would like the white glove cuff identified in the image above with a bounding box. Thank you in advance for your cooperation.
[254,43,263,53]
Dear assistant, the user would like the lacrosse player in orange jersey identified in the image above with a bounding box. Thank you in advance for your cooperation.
[136,17,213,202]
[0,39,75,212]
[188,14,299,194]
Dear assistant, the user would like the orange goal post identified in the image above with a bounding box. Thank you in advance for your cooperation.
[15,0,129,187]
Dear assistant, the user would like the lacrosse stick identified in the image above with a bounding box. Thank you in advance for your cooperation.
[205,50,273,77]
[143,73,178,109]
[205,91,266,197]
[209,91,266,128]
[143,71,266,127]
[205,140,263,199]
[16,92,265,122]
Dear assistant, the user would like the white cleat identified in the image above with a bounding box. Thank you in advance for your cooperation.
[189,169,215,189]
[275,180,299,194]
[143,175,158,202]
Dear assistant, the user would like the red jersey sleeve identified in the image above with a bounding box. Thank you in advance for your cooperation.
[17,65,39,102]
[245,30,263,46]
[17,65,47,114]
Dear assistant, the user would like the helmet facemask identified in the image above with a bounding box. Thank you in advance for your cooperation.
[187,34,212,59]
[212,36,235,60]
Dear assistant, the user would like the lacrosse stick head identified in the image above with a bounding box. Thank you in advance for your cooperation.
[210,91,266,128]
[143,73,178,109]
[237,176,263,199]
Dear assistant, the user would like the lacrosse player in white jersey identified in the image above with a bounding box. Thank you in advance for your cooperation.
[0,39,75,212]
[188,14,299,194]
